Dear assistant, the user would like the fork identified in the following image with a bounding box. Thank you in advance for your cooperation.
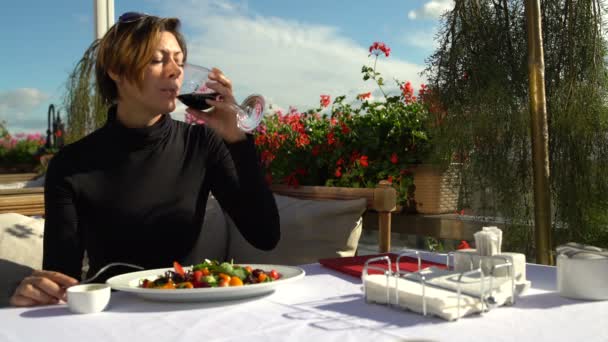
[81,262,145,284]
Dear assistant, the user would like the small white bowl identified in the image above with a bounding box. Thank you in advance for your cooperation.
[67,283,111,314]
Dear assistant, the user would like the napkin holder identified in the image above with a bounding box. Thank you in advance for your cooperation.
[556,242,608,301]
[361,250,517,321]
[453,249,531,295]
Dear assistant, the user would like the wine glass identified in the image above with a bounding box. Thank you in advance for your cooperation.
[178,63,265,132]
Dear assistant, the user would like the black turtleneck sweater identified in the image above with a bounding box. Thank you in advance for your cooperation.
[42,107,280,280]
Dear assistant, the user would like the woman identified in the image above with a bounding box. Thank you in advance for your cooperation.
[9,13,280,307]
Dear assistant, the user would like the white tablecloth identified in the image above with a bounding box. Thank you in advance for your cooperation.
[1,263,607,342]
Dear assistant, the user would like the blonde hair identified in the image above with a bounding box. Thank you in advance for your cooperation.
[95,16,187,104]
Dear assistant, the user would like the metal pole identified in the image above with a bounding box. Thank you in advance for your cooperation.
[94,0,107,40]
[94,0,114,40]
[107,0,115,30]
[525,0,553,265]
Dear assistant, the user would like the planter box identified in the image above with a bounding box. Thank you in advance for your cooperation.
[412,163,461,214]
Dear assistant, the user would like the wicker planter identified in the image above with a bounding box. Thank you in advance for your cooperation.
[412,163,461,214]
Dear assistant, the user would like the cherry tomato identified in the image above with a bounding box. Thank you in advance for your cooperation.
[193,270,203,282]
[269,270,279,280]
[218,279,230,287]
[173,261,185,277]
[229,277,243,287]
[258,273,267,282]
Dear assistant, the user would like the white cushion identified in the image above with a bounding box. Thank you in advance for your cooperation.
[0,175,45,190]
[0,181,27,190]
[226,194,366,265]
[0,213,44,269]
[0,213,45,306]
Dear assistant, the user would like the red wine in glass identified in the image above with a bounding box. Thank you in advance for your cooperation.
[177,93,219,111]
[179,63,265,132]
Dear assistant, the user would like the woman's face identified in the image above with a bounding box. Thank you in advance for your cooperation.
[115,31,184,115]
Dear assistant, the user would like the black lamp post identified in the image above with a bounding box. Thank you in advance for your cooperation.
[46,104,65,150]
[46,104,55,149]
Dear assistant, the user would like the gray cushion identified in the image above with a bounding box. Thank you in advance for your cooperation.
[226,194,366,265]
[182,195,228,265]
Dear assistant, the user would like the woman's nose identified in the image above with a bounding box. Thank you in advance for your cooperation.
[167,59,183,79]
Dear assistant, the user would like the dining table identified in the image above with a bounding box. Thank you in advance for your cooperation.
[1,257,607,342]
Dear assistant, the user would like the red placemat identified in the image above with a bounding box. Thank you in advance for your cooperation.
[319,253,447,278]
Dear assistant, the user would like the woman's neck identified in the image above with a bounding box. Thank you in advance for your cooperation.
[115,101,162,128]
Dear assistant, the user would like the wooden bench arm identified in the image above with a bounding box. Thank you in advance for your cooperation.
[0,174,45,216]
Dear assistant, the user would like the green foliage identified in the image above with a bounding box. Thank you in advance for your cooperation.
[63,40,108,143]
[425,0,608,256]
[0,121,8,138]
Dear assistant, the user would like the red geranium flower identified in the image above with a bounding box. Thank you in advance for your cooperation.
[341,122,350,134]
[335,166,342,178]
[357,92,372,100]
[390,152,398,164]
[327,132,336,145]
[359,155,369,168]
[369,41,391,57]
[320,95,331,108]
[295,133,310,148]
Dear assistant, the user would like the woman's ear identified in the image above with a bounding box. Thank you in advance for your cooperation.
[108,70,121,83]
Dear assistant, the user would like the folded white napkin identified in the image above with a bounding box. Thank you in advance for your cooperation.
[473,226,503,256]
[483,226,502,254]
[364,267,514,321]
[556,242,608,258]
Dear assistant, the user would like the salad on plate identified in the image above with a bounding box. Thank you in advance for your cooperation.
[139,260,281,289]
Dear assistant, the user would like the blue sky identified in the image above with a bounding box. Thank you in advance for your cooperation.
[0,0,452,133]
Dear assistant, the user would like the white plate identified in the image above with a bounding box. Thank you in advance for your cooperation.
[106,264,305,302]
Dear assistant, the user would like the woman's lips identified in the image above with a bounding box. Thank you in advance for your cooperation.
[160,88,178,97]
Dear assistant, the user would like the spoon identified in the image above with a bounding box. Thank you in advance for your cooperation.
[80,262,145,284]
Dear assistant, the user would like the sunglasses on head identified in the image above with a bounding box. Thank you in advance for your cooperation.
[111,12,154,39]
[117,11,149,24]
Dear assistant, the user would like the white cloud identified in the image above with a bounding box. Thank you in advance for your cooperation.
[408,0,453,20]
[162,0,426,116]
[402,28,440,51]
[0,88,50,132]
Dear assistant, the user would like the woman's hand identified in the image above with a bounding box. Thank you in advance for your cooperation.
[9,270,79,307]
[185,67,246,143]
